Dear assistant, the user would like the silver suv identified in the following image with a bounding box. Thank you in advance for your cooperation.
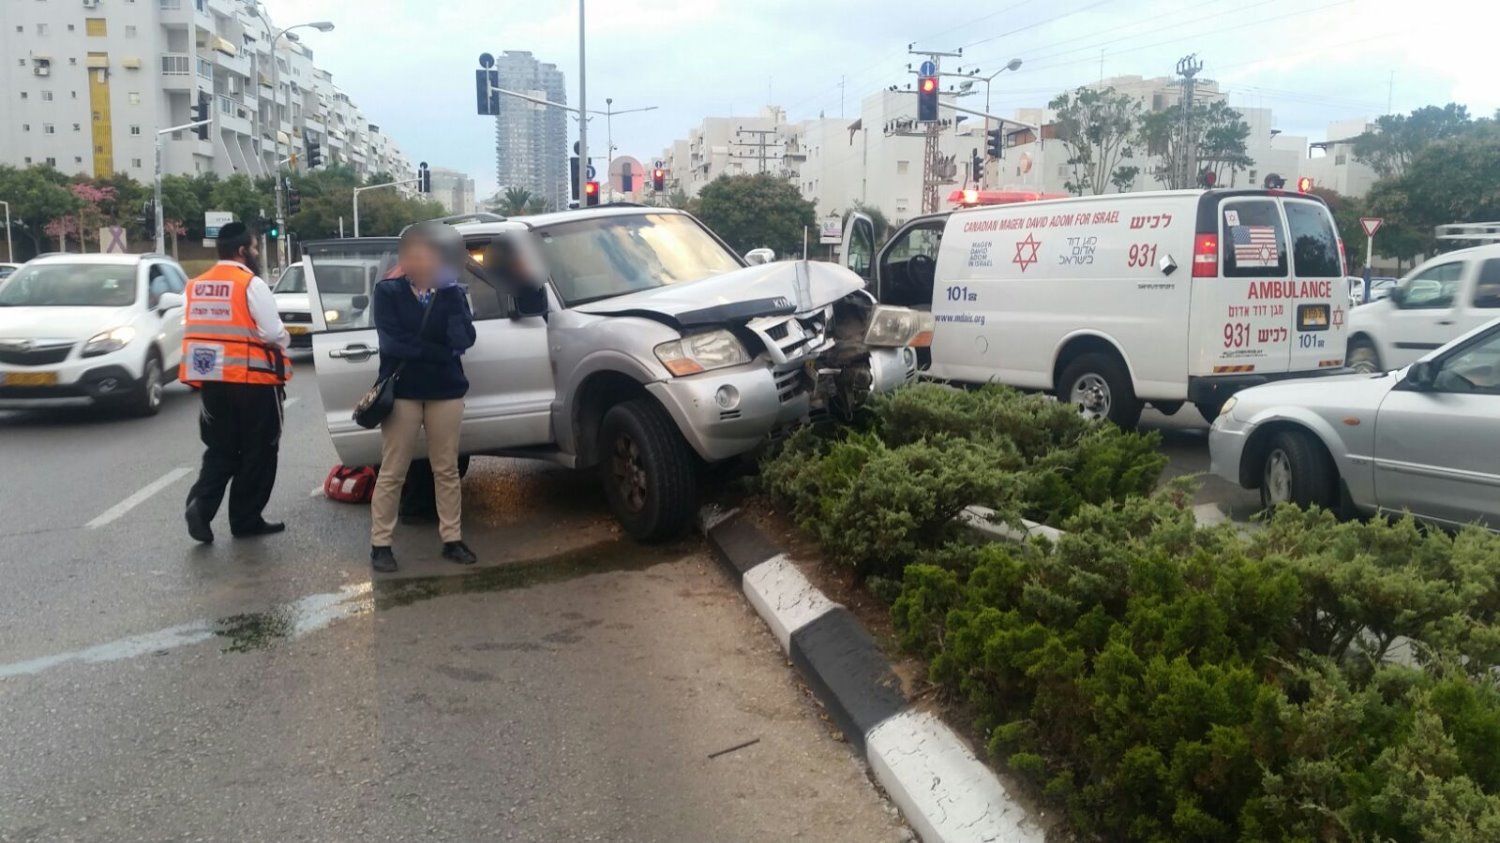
[301,208,926,538]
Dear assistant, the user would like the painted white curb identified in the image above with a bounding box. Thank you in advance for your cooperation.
[867,710,1046,843]
[742,554,841,652]
[959,505,1064,543]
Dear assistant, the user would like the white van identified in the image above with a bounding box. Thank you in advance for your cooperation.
[1346,243,1500,373]
[843,189,1349,425]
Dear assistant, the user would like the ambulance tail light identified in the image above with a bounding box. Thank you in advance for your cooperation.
[1192,233,1219,278]
[1337,239,1347,273]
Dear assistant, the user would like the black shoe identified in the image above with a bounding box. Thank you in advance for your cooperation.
[185,501,214,544]
[442,541,477,565]
[371,545,398,573]
[232,521,286,538]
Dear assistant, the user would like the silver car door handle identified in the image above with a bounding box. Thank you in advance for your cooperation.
[1437,319,1456,325]
[328,343,374,361]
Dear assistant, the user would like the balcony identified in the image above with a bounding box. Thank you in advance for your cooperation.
[160,53,194,90]
[216,95,253,136]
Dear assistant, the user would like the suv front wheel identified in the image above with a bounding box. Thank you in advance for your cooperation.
[599,399,698,541]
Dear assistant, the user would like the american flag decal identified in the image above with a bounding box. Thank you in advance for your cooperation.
[1231,225,1279,266]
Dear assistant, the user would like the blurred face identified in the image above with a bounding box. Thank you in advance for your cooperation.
[399,237,441,286]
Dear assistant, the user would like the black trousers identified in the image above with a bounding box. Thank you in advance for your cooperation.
[185,382,283,533]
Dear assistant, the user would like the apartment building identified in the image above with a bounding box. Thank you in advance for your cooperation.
[427,167,476,216]
[0,0,411,184]
[491,50,568,211]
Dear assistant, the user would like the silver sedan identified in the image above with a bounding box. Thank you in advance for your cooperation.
[1209,318,1500,531]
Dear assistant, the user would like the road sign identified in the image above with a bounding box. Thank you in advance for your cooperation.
[100,226,127,254]
[1360,217,1383,238]
[586,164,596,180]
[653,159,665,170]
[919,60,937,76]
[819,216,842,245]
[203,211,234,248]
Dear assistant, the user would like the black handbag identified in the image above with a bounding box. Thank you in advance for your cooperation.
[352,291,437,429]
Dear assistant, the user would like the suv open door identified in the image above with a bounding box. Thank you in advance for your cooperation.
[302,237,555,468]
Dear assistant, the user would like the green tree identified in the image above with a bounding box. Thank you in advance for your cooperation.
[158,174,204,239]
[693,173,816,257]
[1049,86,1142,195]
[666,188,691,210]
[0,165,78,256]
[1364,178,1434,268]
[1353,103,1473,179]
[501,186,533,216]
[524,195,550,216]
[847,200,889,244]
[1308,186,1370,267]
[1137,100,1253,189]
[208,175,273,231]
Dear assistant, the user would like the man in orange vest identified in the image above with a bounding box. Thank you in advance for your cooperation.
[181,221,291,543]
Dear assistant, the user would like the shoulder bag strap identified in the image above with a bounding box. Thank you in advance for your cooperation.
[390,289,440,381]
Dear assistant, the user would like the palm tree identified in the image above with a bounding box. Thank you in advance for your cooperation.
[525,196,549,215]
[502,187,533,216]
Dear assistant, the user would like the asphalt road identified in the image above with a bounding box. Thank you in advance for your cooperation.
[0,357,908,843]
[1139,406,1262,525]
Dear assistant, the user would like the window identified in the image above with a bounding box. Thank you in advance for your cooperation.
[69,58,77,65]
[45,157,56,167]
[1398,262,1464,310]
[14,26,21,34]
[1221,200,1289,278]
[41,90,53,101]
[19,92,26,100]
[125,25,138,37]
[1284,200,1342,278]
[22,124,29,132]
[85,18,106,37]
[1430,328,1500,396]
[896,160,910,175]
[43,124,54,134]
[72,123,80,131]
[131,157,142,168]
[846,218,875,281]
[128,92,140,105]
[37,23,49,35]
[74,156,83,164]
[23,158,32,165]
[1473,260,1500,310]
[68,24,76,32]
[130,125,141,135]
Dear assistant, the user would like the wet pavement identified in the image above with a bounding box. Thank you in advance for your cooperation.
[1140,407,1262,524]
[0,363,908,842]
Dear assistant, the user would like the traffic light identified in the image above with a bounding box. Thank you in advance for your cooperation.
[569,155,581,200]
[584,181,600,206]
[307,139,323,168]
[1296,176,1314,193]
[475,68,499,115]
[1198,168,1217,188]
[971,152,983,183]
[192,91,210,140]
[139,199,155,239]
[652,168,666,192]
[917,75,939,123]
[986,125,1003,159]
[259,216,279,239]
[286,186,301,215]
[418,162,432,194]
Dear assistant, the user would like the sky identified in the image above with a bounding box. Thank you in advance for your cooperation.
[261,0,1497,199]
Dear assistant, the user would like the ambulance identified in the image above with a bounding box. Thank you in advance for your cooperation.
[841,189,1349,425]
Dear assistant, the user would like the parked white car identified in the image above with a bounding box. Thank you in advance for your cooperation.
[0,253,188,415]
[1210,317,1500,531]
[271,260,313,351]
[1346,244,1500,373]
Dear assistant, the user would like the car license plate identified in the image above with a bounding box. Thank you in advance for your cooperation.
[1297,304,1330,332]
[287,325,310,335]
[1,371,58,386]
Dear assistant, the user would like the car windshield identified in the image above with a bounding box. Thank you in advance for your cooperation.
[275,265,306,293]
[0,263,136,307]
[535,213,742,305]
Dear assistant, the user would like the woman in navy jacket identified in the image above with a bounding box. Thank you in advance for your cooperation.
[367,222,477,573]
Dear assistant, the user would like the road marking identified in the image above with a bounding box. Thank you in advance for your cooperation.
[85,467,192,529]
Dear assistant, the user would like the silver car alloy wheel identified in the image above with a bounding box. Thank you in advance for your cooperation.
[1263,447,1293,505]
[1069,373,1111,420]
[145,359,163,410]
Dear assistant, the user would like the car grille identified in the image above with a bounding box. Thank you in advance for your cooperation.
[746,305,833,366]
[775,368,805,403]
[0,341,74,366]
[280,311,312,324]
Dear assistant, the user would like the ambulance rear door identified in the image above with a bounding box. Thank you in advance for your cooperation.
[1278,196,1347,373]
[1195,196,1294,376]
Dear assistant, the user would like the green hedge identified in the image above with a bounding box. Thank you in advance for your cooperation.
[760,384,1166,579]
[893,493,1500,842]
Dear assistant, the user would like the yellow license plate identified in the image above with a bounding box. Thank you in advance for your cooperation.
[1298,304,1330,331]
[287,325,310,335]
[3,371,58,386]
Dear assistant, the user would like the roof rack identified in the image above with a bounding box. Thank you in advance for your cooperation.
[1436,222,1500,242]
[429,212,507,226]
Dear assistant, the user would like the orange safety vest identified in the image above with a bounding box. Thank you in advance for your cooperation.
[179,261,291,387]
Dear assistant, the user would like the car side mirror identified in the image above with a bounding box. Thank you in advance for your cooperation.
[1388,286,1407,306]
[745,248,775,266]
[156,291,184,313]
[351,294,370,312]
[512,286,548,318]
[1403,360,1436,390]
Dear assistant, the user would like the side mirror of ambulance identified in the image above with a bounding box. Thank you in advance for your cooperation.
[1158,255,1178,276]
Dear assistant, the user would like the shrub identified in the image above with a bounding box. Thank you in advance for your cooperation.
[892,491,1500,842]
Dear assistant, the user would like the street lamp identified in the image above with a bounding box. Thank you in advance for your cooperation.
[593,97,659,174]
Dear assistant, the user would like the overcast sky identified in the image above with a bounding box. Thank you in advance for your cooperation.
[262,0,1494,198]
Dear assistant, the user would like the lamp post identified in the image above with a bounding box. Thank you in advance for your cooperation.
[951,58,1022,190]
[0,201,11,263]
[595,98,659,170]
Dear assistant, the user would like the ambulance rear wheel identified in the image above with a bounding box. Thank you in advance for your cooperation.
[1059,353,1141,428]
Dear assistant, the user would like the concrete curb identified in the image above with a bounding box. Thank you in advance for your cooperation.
[699,506,1045,843]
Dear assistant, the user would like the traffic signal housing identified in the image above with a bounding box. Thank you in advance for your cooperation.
[192,91,210,140]
[986,125,1003,159]
[652,168,666,192]
[418,162,432,194]
[917,75,939,123]
[286,186,301,216]
[139,199,156,239]
[584,181,600,206]
[259,216,279,239]
[307,140,323,168]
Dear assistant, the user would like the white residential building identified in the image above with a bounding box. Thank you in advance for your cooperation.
[0,0,410,184]
[427,167,476,216]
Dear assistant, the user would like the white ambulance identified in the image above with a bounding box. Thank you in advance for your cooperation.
[842,189,1349,425]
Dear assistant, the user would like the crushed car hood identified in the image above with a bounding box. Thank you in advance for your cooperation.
[571,261,864,328]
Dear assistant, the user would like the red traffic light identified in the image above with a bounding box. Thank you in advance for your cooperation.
[919,76,938,94]
[653,168,665,179]
[1296,176,1314,193]
[584,181,598,195]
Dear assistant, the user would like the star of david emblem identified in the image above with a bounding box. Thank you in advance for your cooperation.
[1013,234,1042,272]
[1332,306,1345,328]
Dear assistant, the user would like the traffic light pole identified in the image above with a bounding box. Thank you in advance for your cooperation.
[352,177,421,237]
[153,118,211,254]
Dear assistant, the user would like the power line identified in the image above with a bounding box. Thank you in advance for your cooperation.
[959,0,1119,51]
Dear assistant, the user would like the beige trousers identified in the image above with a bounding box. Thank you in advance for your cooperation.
[370,398,464,546]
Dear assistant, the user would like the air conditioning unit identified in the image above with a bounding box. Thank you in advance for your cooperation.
[33,65,50,77]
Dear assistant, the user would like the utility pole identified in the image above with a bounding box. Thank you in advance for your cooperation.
[732,127,780,174]
[1176,53,1203,189]
[909,44,963,213]
[576,0,588,207]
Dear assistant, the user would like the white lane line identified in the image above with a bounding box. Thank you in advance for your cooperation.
[85,467,192,529]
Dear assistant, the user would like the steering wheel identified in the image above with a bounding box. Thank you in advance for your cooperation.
[906,253,937,289]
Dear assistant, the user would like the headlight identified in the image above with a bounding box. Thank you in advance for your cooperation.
[82,325,137,357]
[654,330,750,376]
[1217,396,1238,418]
[324,309,341,323]
[864,305,935,348]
